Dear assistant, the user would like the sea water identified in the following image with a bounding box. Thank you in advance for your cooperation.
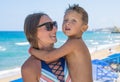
[0,31,120,76]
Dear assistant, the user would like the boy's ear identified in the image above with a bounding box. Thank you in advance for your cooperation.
[81,25,88,32]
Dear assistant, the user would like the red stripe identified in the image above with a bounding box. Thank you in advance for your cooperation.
[41,75,54,82]
[66,75,71,82]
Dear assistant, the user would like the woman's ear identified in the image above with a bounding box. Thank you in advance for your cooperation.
[81,25,88,32]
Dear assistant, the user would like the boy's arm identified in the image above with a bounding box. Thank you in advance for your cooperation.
[30,39,76,62]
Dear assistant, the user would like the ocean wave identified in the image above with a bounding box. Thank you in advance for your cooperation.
[108,41,113,43]
[103,40,109,42]
[114,36,120,39]
[89,40,94,42]
[15,42,29,46]
[0,67,21,79]
[0,46,6,51]
[91,42,99,45]
[114,40,120,42]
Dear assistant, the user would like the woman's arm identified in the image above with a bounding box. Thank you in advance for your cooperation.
[30,39,76,62]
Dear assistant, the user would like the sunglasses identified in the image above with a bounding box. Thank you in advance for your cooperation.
[37,21,57,31]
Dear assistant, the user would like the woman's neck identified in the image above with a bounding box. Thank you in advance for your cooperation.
[38,42,54,51]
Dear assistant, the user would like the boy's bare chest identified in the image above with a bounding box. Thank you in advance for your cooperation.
[66,52,81,65]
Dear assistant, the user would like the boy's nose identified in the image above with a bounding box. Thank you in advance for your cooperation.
[66,20,72,25]
[66,21,70,26]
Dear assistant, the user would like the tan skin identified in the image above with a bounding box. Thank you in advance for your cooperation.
[30,11,93,82]
[21,15,57,82]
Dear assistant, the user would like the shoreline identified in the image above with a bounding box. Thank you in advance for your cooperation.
[0,44,120,82]
[0,73,21,82]
[0,68,21,82]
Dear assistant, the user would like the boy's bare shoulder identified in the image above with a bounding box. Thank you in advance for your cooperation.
[67,38,84,46]
[68,38,89,52]
[61,38,87,53]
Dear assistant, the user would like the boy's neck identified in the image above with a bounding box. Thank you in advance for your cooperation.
[68,31,83,39]
[68,34,82,39]
[68,36,82,39]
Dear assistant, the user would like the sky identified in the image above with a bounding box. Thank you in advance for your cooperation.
[0,0,120,31]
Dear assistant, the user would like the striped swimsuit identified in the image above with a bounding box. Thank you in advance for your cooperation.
[40,58,71,82]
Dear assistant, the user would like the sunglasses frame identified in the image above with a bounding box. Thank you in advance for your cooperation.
[37,21,57,31]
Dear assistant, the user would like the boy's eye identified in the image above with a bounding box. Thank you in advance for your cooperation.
[63,19,68,23]
[63,19,77,24]
[71,19,76,23]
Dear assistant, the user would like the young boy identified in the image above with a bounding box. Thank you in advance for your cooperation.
[30,4,93,82]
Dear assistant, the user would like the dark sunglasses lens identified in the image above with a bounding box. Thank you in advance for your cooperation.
[53,22,57,28]
[46,22,57,31]
[46,23,53,31]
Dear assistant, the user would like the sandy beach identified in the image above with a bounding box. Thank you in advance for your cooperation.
[0,44,120,82]
[91,44,120,59]
[0,74,21,82]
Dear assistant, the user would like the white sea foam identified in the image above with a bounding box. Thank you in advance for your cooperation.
[15,42,29,46]
[89,40,94,42]
[0,46,6,51]
[0,67,21,79]
[91,42,99,45]
[85,40,94,43]
[108,41,113,43]
[103,40,109,42]
[114,40,120,42]
[114,36,120,39]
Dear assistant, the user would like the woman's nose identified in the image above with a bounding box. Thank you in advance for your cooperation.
[52,26,57,32]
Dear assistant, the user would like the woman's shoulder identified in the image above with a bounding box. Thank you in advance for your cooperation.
[21,56,41,75]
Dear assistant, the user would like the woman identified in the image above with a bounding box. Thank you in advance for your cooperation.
[21,12,71,82]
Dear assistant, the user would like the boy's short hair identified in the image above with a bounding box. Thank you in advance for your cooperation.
[65,4,88,24]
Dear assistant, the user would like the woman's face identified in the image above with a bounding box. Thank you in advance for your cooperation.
[36,15,57,46]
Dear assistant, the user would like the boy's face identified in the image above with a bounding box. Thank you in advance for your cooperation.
[62,10,87,37]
